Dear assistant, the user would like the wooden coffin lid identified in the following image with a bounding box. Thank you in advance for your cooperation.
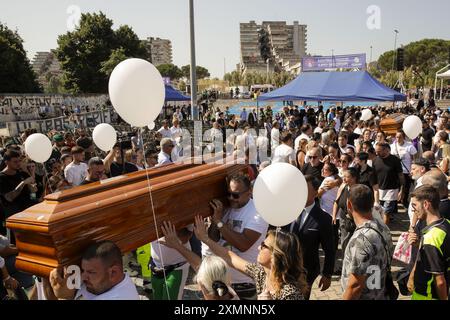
[6,159,247,277]
[380,113,407,136]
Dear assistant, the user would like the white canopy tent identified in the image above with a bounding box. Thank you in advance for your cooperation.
[437,70,450,79]
[434,65,450,100]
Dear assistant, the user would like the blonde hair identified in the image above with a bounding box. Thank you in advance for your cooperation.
[195,256,231,297]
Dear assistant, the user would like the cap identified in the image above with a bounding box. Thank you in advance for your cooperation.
[413,158,430,171]
[53,134,64,142]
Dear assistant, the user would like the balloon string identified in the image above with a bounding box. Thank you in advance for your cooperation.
[42,164,54,195]
[139,128,171,300]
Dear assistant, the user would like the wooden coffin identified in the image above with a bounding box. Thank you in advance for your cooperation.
[380,113,407,136]
[6,160,247,277]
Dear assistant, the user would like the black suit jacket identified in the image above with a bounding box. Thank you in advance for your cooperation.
[283,204,336,284]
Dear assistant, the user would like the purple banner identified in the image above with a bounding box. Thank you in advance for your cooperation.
[302,54,366,71]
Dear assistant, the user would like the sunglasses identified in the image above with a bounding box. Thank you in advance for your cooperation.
[227,190,248,199]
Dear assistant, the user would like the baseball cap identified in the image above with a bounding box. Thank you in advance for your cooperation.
[53,134,64,142]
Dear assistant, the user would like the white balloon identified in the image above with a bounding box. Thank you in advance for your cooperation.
[109,58,165,127]
[93,123,117,152]
[403,115,423,140]
[24,133,52,163]
[253,163,308,227]
[360,109,373,121]
[148,122,155,130]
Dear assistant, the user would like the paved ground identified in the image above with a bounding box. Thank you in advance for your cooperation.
[129,205,412,301]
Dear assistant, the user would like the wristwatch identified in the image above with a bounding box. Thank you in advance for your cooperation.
[216,221,224,229]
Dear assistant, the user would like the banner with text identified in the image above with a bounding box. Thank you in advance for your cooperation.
[6,110,113,137]
[302,54,366,71]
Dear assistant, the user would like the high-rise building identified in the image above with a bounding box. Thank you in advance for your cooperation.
[31,51,63,88]
[240,21,307,74]
[144,37,173,66]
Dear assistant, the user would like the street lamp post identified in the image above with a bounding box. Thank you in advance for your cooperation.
[391,30,399,71]
[189,0,198,120]
[370,46,373,64]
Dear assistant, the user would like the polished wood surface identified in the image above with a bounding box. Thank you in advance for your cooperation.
[6,160,247,277]
[380,113,407,136]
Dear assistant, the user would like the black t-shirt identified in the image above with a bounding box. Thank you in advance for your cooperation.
[422,127,435,151]
[301,162,324,182]
[372,155,403,190]
[348,133,360,147]
[359,165,377,189]
[0,171,35,218]
[110,162,138,177]
[440,199,450,220]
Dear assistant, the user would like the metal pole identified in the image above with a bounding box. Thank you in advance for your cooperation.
[392,30,398,72]
[189,0,198,121]
[370,46,373,64]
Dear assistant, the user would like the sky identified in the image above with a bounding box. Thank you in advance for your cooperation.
[1,0,449,78]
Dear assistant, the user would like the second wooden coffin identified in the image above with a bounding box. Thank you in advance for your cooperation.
[6,161,247,277]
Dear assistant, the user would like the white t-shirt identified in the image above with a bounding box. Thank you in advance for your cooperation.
[64,162,88,186]
[157,127,173,139]
[202,199,268,284]
[354,127,364,135]
[390,141,417,174]
[272,144,295,164]
[74,274,139,300]
[170,126,183,140]
[271,128,280,150]
[314,127,324,134]
[157,151,172,166]
[151,240,191,269]
[319,176,339,216]
[294,134,310,152]
[257,136,269,163]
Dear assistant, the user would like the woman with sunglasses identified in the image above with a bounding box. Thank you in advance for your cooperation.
[161,217,308,300]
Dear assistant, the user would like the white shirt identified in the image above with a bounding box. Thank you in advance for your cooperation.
[408,176,424,223]
[64,161,88,186]
[290,203,316,232]
[151,239,191,268]
[354,127,364,135]
[257,136,269,163]
[174,111,183,121]
[157,127,173,139]
[170,126,183,141]
[202,199,268,284]
[314,127,324,134]
[390,141,417,174]
[157,151,172,166]
[74,274,139,300]
[339,144,355,155]
[271,128,280,150]
[319,176,339,216]
[272,144,295,164]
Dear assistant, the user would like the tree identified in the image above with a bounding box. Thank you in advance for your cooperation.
[56,12,148,93]
[100,48,128,77]
[157,63,182,80]
[181,65,210,79]
[0,22,41,93]
[373,39,450,88]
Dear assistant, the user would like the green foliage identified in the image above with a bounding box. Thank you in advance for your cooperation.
[224,70,295,87]
[100,48,128,77]
[156,63,182,80]
[181,65,210,79]
[56,12,148,94]
[372,39,450,88]
[0,22,41,93]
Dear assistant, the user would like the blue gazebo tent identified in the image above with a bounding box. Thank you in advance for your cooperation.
[258,71,407,102]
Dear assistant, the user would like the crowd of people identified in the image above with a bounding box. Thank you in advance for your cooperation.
[1,97,450,301]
